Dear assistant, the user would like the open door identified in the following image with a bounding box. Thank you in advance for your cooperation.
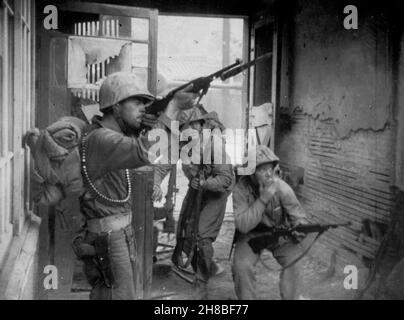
[37,1,158,300]
[249,12,281,151]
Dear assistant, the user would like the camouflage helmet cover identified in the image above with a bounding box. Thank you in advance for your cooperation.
[177,107,224,129]
[99,72,155,110]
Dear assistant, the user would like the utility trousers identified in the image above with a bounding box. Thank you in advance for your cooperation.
[232,233,311,300]
[81,225,137,300]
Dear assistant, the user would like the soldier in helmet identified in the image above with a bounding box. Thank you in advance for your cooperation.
[73,72,197,300]
[167,107,234,297]
[232,145,309,300]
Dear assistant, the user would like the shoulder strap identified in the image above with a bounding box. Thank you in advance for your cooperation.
[258,231,325,272]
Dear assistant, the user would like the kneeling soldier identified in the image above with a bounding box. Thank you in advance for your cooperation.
[232,145,309,300]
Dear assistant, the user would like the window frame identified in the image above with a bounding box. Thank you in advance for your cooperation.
[0,0,35,239]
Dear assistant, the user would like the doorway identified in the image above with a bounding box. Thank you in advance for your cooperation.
[157,15,248,130]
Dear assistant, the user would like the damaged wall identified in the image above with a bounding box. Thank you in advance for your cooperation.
[290,0,392,137]
[395,33,404,193]
[278,0,398,262]
[279,110,395,260]
[392,26,404,259]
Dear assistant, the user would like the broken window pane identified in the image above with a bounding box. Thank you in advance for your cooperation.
[68,37,150,106]
[68,36,134,87]
[131,43,148,68]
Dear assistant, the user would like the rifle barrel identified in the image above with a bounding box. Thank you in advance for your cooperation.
[293,222,351,233]
[171,59,242,94]
[145,59,243,115]
[220,52,273,81]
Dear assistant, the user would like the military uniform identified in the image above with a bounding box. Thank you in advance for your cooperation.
[73,72,182,300]
[232,145,309,300]
[165,107,234,283]
[179,161,233,280]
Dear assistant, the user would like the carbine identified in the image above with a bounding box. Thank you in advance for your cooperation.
[248,222,352,254]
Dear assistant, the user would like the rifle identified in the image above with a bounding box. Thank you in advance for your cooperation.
[171,166,206,270]
[188,166,205,262]
[146,52,273,115]
[248,222,351,255]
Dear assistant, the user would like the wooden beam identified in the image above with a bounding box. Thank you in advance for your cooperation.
[12,0,23,236]
[147,9,158,95]
[131,167,154,299]
[60,1,157,19]
[271,17,282,152]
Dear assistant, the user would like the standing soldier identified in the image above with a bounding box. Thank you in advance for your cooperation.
[169,107,234,298]
[72,72,196,300]
[232,145,309,300]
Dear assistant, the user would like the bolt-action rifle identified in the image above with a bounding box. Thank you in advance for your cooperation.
[248,222,352,254]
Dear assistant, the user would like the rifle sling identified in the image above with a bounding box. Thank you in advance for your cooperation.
[258,230,326,272]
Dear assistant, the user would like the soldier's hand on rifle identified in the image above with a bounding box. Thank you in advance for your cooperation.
[291,219,309,240]
[190,177,200,189]
[152,184,163,202]
[142,114,159,128]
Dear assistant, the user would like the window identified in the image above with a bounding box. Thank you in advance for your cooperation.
[7,7,14,153]
[0,0,35,246]
[157,16,247,130]
[0,6,3,155]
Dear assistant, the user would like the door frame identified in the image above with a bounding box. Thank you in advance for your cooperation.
[249,10,282,151]
[36,1,159,300]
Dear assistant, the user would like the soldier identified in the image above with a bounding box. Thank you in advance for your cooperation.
[168,107,234,296]
[232,145,309,300]
[72,72,196,300]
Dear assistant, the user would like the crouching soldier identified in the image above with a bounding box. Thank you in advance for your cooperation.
[232,145,309,300]
[72,72,197,300]
[170,107,234,295]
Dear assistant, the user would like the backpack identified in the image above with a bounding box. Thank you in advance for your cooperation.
[26,116,87,206]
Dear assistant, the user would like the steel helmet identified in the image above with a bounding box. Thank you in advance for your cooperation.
[256,145,280,168]
[177,107,214,126]
[178,107,204,124]
[178,107,225,131]
[99,72,155,110]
